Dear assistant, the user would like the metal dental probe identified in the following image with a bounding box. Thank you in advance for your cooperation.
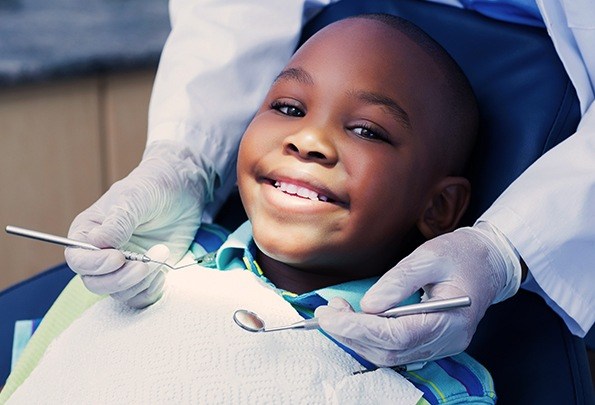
[233,296,472,333]
[5,225,181,269]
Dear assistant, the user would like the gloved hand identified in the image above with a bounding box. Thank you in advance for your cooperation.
[65,141,215,308]
[314,222,522,366]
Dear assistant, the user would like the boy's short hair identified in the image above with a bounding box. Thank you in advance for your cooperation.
[347,13,478,176]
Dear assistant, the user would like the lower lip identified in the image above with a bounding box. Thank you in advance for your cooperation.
[261,182,341,214]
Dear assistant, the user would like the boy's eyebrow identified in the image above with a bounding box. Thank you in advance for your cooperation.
[351,90,411,130]
[274,68,411,130]
[274,67,314,85]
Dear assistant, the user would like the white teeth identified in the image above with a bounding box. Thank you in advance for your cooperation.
[273,180,329,202]
[297,186,311,198]
[286,183,298,194]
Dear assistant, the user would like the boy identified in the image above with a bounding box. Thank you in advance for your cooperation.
[2,14,493,404]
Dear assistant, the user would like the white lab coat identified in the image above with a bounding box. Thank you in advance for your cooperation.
[147,0,594,337]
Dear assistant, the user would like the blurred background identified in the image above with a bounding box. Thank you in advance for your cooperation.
[0,0,170,292]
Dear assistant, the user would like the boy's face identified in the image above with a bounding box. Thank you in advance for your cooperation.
[237,19,449,278]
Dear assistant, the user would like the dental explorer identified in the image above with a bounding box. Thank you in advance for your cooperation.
[4,225,205,270]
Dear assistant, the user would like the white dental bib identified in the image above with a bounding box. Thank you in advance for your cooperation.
[9,267,421,404]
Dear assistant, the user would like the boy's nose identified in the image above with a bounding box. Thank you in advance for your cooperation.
[283,129,338,165]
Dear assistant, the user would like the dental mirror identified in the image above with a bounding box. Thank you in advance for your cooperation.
[233,310,265,332]
[233,310,319,333]
[233,296,471,333]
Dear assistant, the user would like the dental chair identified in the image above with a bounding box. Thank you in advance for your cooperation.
[1,0,593,403]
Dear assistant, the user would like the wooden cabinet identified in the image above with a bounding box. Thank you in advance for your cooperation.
[0,70,155,291]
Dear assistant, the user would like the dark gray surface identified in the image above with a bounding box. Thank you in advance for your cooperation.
[0,0,170,86]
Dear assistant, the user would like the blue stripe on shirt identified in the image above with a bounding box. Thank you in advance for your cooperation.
[436,357,484,397]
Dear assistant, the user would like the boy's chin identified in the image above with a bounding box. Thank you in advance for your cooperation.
[251,222,329,258]
[255,239,320,266]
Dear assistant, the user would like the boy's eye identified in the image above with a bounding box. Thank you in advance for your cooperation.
[352,125,389,143]
[271,101,305,117]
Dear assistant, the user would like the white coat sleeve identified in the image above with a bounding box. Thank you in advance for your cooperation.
[480,0,595,337]
[146,0,333,215]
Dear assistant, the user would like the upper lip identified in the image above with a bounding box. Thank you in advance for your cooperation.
[260,169,348,207]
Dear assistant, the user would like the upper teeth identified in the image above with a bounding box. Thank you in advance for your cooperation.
[274,181,329,202]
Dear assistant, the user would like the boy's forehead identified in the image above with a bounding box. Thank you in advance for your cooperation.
[281,16,454,147]
[290,17,434,72]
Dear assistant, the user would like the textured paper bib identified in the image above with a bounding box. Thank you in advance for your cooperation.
[9,268,421,404]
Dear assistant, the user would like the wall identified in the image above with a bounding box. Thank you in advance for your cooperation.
[0,70,155,292]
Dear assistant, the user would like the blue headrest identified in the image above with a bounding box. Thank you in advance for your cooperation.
[300,0,580,223]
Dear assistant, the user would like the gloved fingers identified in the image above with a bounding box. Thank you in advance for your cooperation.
[360,251,451,313]
[327,297,354,311]
[110,269,164,302]
[114,243,170,296]
[124,272,167,309]
[358,318,470,366]
[343,335,456,367]
[317,306,460,365]
[335,340,404,367]
[80,260,154,295]
[125,289,163,309]
[426,284,481,316]
[67,200,123,246]
[86,207,138,249]
[314,299,355,328]
[68,204,105,234]
[64,247,126,276]
[316,309,408,366]
[317,307,412,348]
[105,245,169,305]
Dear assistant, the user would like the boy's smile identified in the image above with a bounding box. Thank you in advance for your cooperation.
[261,171,348,209]
[236,17,472,293]
[270,178,344,205]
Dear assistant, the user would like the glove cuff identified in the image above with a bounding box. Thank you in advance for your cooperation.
[475,221,522,304]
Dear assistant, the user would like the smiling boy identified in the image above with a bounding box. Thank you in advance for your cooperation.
[239,13,476,294]
[2,14,494,405]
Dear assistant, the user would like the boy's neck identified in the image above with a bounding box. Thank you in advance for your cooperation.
[252,229,424,295]
[255,249,360,295]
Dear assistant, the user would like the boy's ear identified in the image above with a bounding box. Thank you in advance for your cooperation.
[417,176,471,239]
